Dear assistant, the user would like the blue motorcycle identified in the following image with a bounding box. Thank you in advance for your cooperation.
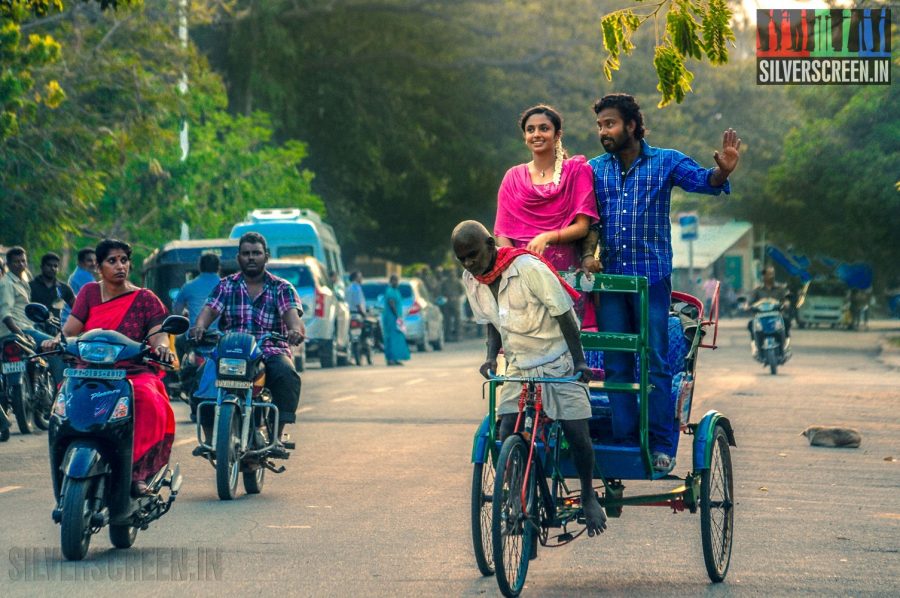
[192,331,293,500]
[750,298,790,375]
[25,303,189,561]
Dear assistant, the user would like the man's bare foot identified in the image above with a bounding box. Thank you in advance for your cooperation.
[582,492,607,536]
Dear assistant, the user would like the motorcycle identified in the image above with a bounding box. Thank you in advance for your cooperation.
[192,331,295,500]
[750,298,791,375]
[349,313,376,366]
[24,302,189,561]
[0,331,55,438]
[179,333,218,422]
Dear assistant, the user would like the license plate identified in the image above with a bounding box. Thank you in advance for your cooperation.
[350,329,361,339]
[64,368,127,380]
[215,379,253,389]
[1,362,25,374]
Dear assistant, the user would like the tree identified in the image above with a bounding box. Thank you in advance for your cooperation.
[760,79,900,286]
[0,0,321,270]
[0,0,139,140]
[600,0,736,107]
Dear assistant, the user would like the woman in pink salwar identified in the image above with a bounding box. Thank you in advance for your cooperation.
[494,104,599,324]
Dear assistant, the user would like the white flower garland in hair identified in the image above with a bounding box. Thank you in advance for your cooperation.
[552,138,565,185]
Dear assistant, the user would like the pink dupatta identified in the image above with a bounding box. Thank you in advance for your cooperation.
[494,155,598,242]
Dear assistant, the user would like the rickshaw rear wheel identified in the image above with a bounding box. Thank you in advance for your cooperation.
[471,455,495,576]
[700,424,734,582]
[492,435,536,597]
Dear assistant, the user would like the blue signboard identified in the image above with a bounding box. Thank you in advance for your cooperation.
[679,213,699,241]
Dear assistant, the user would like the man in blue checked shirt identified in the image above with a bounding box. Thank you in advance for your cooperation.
[580,93,741,472]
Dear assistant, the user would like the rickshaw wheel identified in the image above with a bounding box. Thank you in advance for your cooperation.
[492,435,536,597]
[471,456,495,576]
[700,424,734,582]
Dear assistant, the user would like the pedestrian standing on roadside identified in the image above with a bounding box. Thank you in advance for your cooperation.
[381,274,410,366]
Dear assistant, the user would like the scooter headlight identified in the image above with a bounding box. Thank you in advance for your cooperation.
[218,358,247,376]
[752,319,763,332]
[773,318,784,331]
[109,397,130,421]
[52,392,66,418]
[77,342,125,364]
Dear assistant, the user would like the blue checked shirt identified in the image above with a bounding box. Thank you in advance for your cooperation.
[588,140,730,284]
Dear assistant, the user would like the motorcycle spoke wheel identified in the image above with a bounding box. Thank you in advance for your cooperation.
[11,383,34,434]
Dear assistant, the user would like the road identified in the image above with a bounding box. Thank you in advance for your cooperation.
[1,319,898,596]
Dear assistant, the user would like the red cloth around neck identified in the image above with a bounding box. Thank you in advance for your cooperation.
[474,247,579,301]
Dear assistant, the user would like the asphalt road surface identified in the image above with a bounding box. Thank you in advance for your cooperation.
[1,319,898,597]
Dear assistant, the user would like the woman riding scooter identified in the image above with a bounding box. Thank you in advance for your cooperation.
[44,239,176,496]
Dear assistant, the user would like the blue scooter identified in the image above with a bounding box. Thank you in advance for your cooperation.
[750,298,791,375]
[25,303,189,560]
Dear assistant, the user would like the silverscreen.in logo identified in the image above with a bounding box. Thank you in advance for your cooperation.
[756,8,891,85]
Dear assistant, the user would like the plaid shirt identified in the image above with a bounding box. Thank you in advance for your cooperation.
[589,140,730,284]
[205,271,301,358]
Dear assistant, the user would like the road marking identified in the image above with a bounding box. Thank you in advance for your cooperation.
[875,512,900,520]
[331,395,357,403]
[371,387,392,393]
[298,406,315,414]
[404,378,424,386]
[0,486,22,494]
[435,372,449,378]
[266,525,311,529]
[174,438,196,447]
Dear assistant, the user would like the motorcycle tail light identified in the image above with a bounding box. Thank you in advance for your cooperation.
[109,397,129,421]
[195,355,206,367]
[3,343,22,362]
[350,319,362,329]
[407,301,421,315]
[314,290,326,318]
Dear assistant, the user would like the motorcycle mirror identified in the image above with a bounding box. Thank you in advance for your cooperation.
[24,302,51,324]
[159,315,190,336]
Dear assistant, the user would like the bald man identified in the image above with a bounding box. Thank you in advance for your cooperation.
[451,220,607,536]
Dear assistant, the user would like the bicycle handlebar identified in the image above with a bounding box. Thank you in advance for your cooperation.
[486,372,582,384]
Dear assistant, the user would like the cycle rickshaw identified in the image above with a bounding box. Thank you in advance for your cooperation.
[469,273,733,597]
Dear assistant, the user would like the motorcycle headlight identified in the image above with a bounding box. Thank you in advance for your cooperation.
[52,392,66,418]
[109,397,129,421]
[752,319,763,332]
[77,342,124,364]
[774,318,784,330]
[218,358,247,376]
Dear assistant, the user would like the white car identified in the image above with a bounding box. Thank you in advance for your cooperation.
[268,258,350,368]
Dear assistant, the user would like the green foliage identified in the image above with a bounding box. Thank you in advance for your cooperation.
[0,1,321,271]
[0,0,140,141]
[600,0,735,106]
[761,76,900,285]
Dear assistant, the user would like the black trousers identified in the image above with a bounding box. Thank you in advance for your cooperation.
[264,354,301,424]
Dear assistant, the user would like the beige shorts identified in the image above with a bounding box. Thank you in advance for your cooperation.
[498,352,592,421]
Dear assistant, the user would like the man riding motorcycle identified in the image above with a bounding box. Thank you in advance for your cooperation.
[190,232,305,449]
[747,266,792,348]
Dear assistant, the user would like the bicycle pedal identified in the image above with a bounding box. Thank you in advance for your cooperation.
[191,445,211,457]
[283,441,296,450]
[557,532,574,542]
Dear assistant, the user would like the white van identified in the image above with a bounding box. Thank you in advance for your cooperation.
[229,208,346,281]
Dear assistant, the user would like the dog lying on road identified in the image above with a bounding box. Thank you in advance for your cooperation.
[801,426,862,448]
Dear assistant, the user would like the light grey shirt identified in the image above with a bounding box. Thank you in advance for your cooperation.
[462,255,574,369]
[0,271,33,335]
